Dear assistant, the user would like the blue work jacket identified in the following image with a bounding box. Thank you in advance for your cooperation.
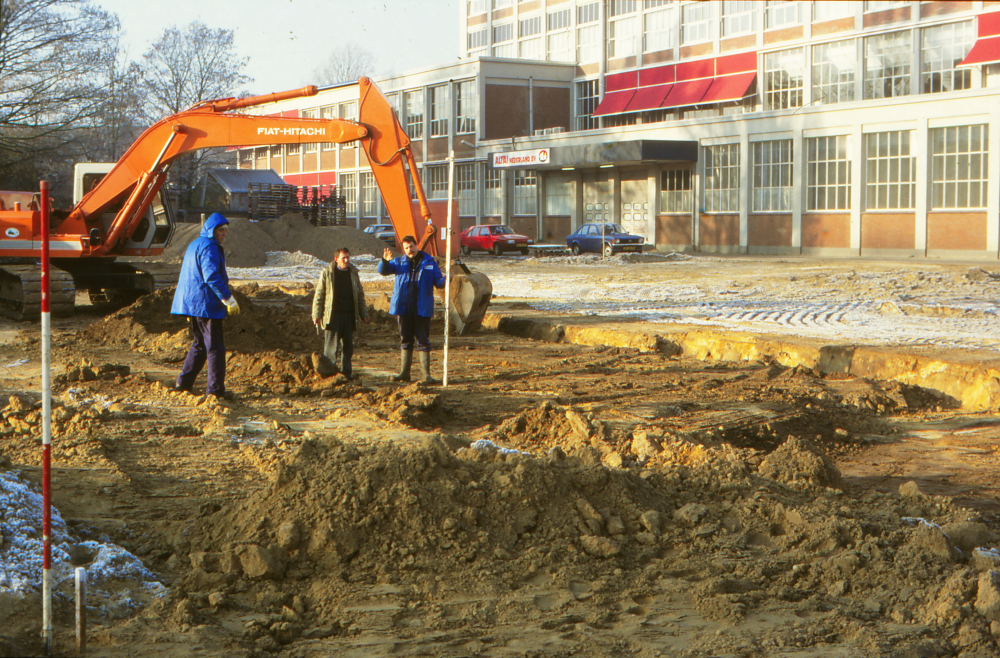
[171,213,232,319]
[377,251,445,318]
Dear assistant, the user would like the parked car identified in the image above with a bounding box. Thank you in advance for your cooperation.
[460,224,533,256]
[363,223,396,246]
[565,223,644,256]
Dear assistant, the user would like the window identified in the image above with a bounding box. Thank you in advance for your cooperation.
[361,172,378,217]
[519,15,541,37]
[386,93,401,118]
[493,0,513,8]
[704,144,741,212]
[864,130,916,210]
[341,172,357,217]
[660,170,692,213]
[520,37,543,59]
[468,28,488,56]
[812,39,856,104]
[254,147,268,161]
[405,90,423,139]
[469,0,487,15]
[682,2,712,44]
[272,145,284,159]
[931,124,988,209]
[865,1,903,11]
[239,149,253,168]
[299,109,319,154]
[814,2,853,21]
[608,16,639,58]
[513,169,537,215]
[455,80,476,134]
[922,21,973,94]
[752,140,793,211]
[722,1,756,37]
[865,31,910,99]
[545,174,573,215]
[644,7,675,52]
[457,163,477,216]
[764,48,804,110]
[578,24,600,62]
[548,31,574,61]
[484,167,503,216]
[608,0,638,16]
[578,1,600,23]
[286,143,300,156]
[765,1,799,29]
[493,22,515,57]
[576,79,600,131]
[806,135,851,211]
[603,113,638,127]
[547,7,571,31]
[430,85,448,137]
[425,165,449,199]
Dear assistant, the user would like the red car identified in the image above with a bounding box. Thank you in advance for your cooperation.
[460,224,533,256]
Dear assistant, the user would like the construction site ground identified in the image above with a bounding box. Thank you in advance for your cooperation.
[2,234,1000,658]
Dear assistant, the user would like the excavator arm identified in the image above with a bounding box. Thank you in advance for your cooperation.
[64,80,437,258]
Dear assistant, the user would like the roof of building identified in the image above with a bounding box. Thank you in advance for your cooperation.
[206,168,286,193]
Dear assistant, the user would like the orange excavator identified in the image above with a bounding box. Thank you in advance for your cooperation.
[0,78,492,331]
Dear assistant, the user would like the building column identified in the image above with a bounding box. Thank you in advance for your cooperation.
[792,131,803,253]
[611,168,621,224]
[647,165,658,249]
[536,170,545,240]
[500,169,510,225]
[739,136,750,251]
[915,118,929,255]
[573,169,584,232]
[989,103,1000,255]
[851,124,863,254]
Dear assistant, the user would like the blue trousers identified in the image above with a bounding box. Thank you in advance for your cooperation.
[324,311,355,377]
[176,317,226,395]
[398,314,431,352]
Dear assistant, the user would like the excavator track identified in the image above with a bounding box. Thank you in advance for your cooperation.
[0,265,76,321]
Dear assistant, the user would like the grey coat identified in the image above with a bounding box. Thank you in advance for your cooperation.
[312,262,369,329]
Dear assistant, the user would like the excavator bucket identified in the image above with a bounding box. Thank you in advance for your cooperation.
[448,264,493,335]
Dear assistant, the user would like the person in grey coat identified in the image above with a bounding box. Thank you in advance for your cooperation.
[312,247,369,380]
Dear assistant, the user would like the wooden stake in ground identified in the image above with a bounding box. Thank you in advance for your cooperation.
[75,567,87,655]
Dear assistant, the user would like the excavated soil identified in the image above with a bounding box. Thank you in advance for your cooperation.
[2,226,1000,657]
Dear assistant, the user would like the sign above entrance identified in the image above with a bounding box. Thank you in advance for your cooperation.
[491,148,550,168]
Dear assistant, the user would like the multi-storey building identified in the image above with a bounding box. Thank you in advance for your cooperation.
[241,1,1000,260]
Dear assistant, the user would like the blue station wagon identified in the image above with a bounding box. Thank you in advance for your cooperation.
[565,223,644,256]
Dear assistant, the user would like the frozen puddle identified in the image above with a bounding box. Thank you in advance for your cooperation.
[0,470,165,619]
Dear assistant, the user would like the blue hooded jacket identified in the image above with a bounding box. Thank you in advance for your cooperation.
[377,250,445,318]
[171,213,232,319]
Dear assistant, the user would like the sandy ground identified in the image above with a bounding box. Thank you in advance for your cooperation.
[2,246,1000,658]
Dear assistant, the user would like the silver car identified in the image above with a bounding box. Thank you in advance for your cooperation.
[363,223,396,246]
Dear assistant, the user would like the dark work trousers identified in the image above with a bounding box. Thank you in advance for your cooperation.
[324,311,356,377]
[397,314,431,352]
[176,317,226,395]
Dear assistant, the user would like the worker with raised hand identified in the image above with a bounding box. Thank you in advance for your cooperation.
[312,247,369,380]
[171,212,239,401]
[378,235,446,383]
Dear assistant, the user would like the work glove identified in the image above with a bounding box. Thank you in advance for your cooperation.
[223,297,240,316]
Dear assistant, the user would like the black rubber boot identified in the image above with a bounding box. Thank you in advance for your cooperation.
[392,349,413,382]
[417,351,438,384]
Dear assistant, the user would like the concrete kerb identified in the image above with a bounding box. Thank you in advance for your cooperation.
[482,313,1000,412]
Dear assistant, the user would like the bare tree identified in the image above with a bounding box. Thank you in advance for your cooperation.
[0,0,120,191]
[314,43,376,85]
[140,22,252,200]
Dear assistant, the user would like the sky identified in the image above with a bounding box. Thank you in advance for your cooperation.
[94,0,461,94]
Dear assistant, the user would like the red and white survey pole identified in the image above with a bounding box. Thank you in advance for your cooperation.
[39,180,53,654]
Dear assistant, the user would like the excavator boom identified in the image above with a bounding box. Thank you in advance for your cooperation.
[0,79,491,330]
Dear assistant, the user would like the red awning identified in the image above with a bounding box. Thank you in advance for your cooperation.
[959,35,1000,67]
[623,84,673,113]
[661,78,712,108]
[700,72,756,103]
[593,89,636,116]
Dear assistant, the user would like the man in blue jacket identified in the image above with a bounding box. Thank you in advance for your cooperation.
[377,235,446,383]
[171,213,240,399]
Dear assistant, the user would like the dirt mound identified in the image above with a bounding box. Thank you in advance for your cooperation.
[155,214,389,267]
[80,288,319,356]
[166,435,1000,653]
